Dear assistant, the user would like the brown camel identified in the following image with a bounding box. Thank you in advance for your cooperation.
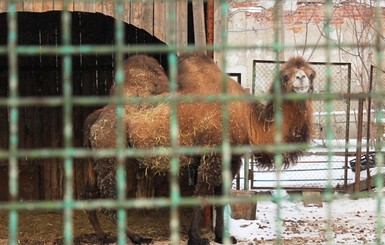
[81,53,316,245]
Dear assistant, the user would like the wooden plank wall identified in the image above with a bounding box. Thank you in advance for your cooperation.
[0,1,209,200]
[0,11,170,201]
[0,0,195,46]
[192,0,206,47]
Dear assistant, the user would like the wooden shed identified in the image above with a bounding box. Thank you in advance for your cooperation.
[0,0,221,201]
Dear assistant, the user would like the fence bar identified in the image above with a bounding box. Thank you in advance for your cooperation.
[114,1,127,244]
[354,99,364,192]
[166,1,181,244]
[272,1,285,244]
[324,0,335,244]
[7,2,19,245]
[217,1,233,244]
[344,63,352,190]
[61,1,74,244]
[374,3,384,244]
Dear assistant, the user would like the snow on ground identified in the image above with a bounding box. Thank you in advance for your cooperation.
[226,192,385,244]
[243,139,384,190]
[225,140,385,244]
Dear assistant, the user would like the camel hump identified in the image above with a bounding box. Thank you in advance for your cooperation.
[109,55,169,97]
[83,108,104,148]
[178,52,219,75]
[124,55,166,78]
[178,52,213,64]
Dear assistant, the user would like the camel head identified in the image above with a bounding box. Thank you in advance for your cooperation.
[279,56,316,94]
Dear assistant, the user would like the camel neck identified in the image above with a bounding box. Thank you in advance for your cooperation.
[249,100,313,145]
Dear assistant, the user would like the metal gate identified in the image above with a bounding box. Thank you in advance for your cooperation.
[251,60,353,191]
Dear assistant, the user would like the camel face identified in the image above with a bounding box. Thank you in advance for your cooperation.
[293,69,311,94]
[280,57,315,94]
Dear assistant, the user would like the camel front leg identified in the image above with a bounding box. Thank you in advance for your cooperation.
[86,210,108,241]
[188,205,209,245]
[213,186,237,244]
[188,181,211,245]
[214,156,242,244]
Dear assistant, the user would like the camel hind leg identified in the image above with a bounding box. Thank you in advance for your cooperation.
[213,156,241,244]
[188,154,222,245]
[79,159,109,242]
[81,108,112,241]
[96,161,152,244]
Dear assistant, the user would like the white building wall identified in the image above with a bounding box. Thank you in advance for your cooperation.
[223,0,385,139]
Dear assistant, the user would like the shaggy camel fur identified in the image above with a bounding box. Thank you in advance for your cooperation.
[80,55,169,243]
[81,53,316,245]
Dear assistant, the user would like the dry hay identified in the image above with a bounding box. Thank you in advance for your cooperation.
[126,101,225,172]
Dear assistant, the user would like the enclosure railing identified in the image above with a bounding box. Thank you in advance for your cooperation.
[0,1,384,245]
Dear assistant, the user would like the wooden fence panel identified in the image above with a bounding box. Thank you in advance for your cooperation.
[141,1,154,35]
[130,1,142,29]
[176,0,188,47]
[192,0,206,48]
[154,0,166,42]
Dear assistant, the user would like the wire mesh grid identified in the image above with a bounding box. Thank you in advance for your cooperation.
[251,60,352,190]
[0,0,384,245]
[253,60,351,144]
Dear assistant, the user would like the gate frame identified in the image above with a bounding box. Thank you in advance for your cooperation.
[249,59,352,192]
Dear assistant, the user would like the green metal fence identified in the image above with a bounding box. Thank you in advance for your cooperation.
[1,1,385,245]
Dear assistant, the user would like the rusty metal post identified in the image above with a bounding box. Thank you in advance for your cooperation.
[202,0,215,230]
[366,66,374,191]
[354,98,364,192]
[206,0,214,58]
[365,66,375,191]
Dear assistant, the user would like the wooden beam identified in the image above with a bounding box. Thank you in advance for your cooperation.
[346,174,385,193]
[42,0,54,12]
[66,1,74,11]
[15,1,24,12]
[103,0,115,19]
[95,0,103,14]
[302,191,323,207]
[17,1,27,11]
[130,1,143,29]
[192,0,206,50]
[141,1,154,35]
[33,0,43,12]
[176,0,187,48]
[52,0,63,11]
[73,0,85,12]
[0,1,6,13]
[154,0,166,42]
[83,1,96,13]
[123,1,131,25]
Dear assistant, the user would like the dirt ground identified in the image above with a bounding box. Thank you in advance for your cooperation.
[0,208,303,245]
[4,201,365,245]
[0,208,195,245]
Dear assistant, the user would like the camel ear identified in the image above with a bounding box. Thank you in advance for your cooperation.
[309,83,314,93]
[309,71,316,81]
[282,73,289,85]
[309,71,316,93]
